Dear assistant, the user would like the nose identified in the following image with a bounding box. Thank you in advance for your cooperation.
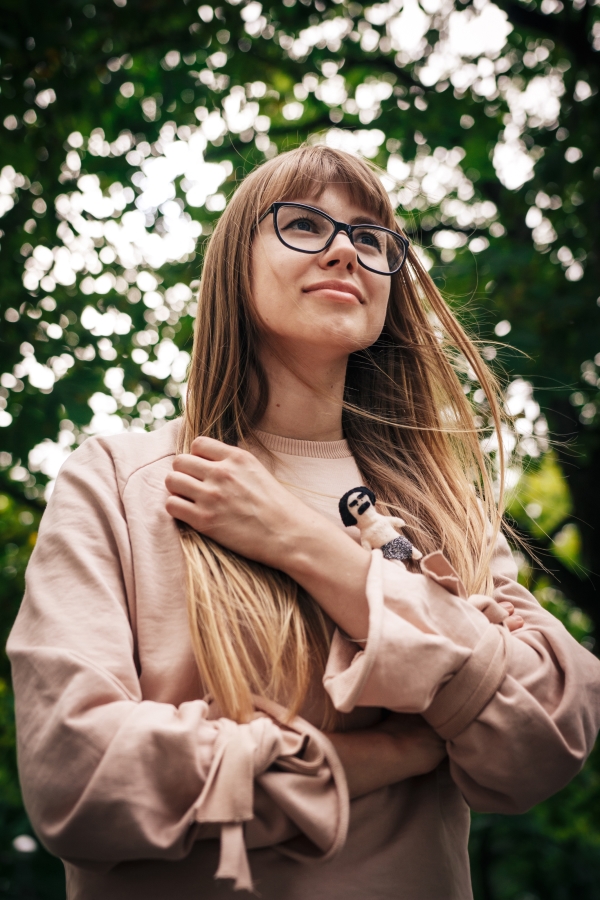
[319,230,359,272]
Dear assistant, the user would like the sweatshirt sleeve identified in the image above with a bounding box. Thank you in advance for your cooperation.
[323,538,600,814]
[6,438,348,892]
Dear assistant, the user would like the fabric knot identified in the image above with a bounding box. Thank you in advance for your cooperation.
[194,696,348,893]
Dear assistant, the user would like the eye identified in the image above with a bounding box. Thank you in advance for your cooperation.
[283,215,320,233]
[354,229,383,252]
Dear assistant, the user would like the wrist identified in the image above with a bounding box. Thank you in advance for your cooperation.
[280,515,368,582]
[259,503,329,574]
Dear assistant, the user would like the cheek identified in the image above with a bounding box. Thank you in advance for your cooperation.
[250,240,282,317]
[374,277,391,310]
[366,277,391,328]
[250,239,305,328]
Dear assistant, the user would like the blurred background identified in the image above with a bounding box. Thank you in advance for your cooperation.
[0,0,599,896]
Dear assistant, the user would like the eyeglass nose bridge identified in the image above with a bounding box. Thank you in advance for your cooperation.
[324,221,358,253]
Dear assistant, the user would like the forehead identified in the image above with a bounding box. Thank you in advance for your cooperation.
[286,186,385,227]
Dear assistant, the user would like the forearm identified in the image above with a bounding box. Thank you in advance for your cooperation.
[278,514,371,640]
[327,717,447,799]
[326,730,400,799]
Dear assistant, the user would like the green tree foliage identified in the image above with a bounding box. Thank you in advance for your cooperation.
[0,0,599,896]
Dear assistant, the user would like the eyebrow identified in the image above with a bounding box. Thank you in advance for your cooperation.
[348,215,385,227]
[289,199,386,229]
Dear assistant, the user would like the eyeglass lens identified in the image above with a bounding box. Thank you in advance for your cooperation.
[275,205,406,274]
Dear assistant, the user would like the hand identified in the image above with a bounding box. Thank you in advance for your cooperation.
[327,714,447,800]
[166,436,372,641]
[498,600,524,632]
[165,436,324,569]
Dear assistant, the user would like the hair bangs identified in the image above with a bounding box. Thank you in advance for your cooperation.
[249,146,396,230]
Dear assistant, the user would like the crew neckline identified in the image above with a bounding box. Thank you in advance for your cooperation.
[254,429,352,459]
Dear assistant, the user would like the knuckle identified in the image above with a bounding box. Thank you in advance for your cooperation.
[214,462,234,484]
[201,507,216,527]
[203,485,221,505]
[173,454,192,472]
[231,446,250,466]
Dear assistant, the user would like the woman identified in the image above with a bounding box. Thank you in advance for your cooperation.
[8,146,600,900]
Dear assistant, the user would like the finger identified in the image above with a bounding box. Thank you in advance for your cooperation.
[191,435,240,461]
[506,615,524,632]
[498,601,514,614]
[172,453,213,479]
[165,470,207,501]
[165,494,201,529]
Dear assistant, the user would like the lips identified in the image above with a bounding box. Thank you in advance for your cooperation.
[303,280,364,303]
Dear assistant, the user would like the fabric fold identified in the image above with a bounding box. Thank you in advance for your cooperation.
[322,550,386,714]
[323,549,513,734]
[419,550,468,598]
[194,698,349,892]
[256,698,349,866]
[422,625,510,740]
[8,423,600,899]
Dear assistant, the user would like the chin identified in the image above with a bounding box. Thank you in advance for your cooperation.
[309,331,375,356]
[324,322,382,351]
[305,314,377,346]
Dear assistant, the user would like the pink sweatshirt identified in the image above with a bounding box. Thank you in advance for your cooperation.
[7,420,600,899]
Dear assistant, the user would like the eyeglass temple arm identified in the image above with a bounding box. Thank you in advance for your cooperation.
[257,205,275,225]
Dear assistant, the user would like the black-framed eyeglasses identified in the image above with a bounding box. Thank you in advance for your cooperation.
[258,202,409,276]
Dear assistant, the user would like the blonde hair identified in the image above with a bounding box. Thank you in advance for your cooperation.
[179,144,505,725]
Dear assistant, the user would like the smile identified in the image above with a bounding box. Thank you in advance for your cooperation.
[303,280,364,304]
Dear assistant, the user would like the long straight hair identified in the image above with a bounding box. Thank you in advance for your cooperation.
[179,145,506,725]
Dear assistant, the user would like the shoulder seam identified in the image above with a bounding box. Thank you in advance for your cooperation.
[121,448,176,492]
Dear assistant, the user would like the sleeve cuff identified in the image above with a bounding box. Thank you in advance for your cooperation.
[422,624,510,739]
[194,696,349,891]
[323,550,511,731]
[323,551,472,714]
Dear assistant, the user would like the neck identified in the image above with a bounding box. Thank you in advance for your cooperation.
[255,344,348,442]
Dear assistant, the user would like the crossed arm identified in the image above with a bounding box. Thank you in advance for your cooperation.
[9,433,598,885]
[165,437,524,798]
